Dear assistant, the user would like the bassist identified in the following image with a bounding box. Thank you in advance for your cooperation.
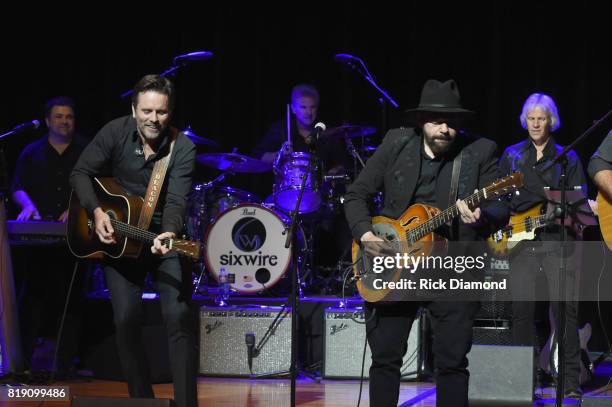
[498,93,587,400]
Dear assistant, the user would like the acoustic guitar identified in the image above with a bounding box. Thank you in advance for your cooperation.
[352,172,524,302]
[67,177,200,260]
[597,192,612,250]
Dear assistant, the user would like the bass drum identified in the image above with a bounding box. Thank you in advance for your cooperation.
[204,204,304,294]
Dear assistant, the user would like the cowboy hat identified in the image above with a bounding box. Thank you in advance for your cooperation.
[404,79,474,118]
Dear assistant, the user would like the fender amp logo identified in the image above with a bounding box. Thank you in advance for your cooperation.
[330,323,349,335]
[205,320,222,334]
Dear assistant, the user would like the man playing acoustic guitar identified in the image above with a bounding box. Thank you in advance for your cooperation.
[588,132,612,248]
[344,79,509,407]
[70,75,198,407]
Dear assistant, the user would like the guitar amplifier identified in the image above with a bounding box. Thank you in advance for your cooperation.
[199,305,291,377]
[323,307,422,379]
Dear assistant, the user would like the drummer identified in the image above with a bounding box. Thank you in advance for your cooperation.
[252,83,346,175]
[252,84,351,288]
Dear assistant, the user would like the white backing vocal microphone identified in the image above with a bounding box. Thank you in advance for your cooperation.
[314,122,326,141]
[12,120,40,132]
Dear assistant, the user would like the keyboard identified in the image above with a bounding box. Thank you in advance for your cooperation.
[6,220,66,246]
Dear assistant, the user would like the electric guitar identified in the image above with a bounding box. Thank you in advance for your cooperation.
[597,192,612,250]
[486,203,547,257]
[352,172,524,302]
[67,177,200,260]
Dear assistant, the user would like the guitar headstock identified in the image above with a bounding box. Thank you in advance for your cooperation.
[486,172,524,198]
[172,239,201,261]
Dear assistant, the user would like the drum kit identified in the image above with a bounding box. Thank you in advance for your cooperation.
[185,124,381,296]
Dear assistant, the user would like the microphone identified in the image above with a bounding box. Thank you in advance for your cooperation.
[314,122,326,141]
[0,119,41,141]
[173,51,213,64]
[245,332,256,373]
[12,120,40,132]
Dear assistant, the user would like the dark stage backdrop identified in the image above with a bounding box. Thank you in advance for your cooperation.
[0,2,610,199]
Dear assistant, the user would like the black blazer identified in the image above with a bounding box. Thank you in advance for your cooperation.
[343,127,509,242]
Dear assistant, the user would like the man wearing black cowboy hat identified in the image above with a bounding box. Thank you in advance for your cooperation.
[344,79,509,407]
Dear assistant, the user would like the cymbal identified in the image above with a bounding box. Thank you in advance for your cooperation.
[196,153,272,173]
[322,124,377,139]
[182,127,219,147]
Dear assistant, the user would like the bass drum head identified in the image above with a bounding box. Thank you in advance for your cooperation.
[204,204,293,294]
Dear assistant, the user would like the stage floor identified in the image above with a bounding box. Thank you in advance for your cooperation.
[2,370,612,407]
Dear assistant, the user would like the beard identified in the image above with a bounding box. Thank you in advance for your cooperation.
[424,133,455,156]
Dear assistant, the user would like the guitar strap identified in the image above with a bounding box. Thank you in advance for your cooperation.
[137,128,178,230]
[449,150,463,205]
[448,150,463,238]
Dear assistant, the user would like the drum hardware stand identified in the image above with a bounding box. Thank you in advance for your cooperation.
[344,137,367,177]
[190,168,238,297]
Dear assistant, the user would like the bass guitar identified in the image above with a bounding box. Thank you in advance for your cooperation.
[486,203,547,257]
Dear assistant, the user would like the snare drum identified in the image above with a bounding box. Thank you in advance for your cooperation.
[186,185,259,241]
[273,152,321,214]
[204,204,302,294]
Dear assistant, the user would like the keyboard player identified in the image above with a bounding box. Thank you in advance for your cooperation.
[9,96,88,380]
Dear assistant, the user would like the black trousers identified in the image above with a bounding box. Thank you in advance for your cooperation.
[104,253,198,407]
[509,242,581,391]
[365,301,479,407]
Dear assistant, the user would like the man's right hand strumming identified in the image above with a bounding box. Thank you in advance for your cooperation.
[94,207,116,244]
[360,230,391,258]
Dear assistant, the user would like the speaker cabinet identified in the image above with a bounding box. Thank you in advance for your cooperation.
[468,344,534,406]
[581,396,612,406]
[199,305,291,376]
[323,307,421,379]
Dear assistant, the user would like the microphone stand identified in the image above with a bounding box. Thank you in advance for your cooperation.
[539,108,612,406]
[283,146,318,406]
[337,54,399,133]
[119,50,213,98]
[0,129,25,141]
[120,64,184,99]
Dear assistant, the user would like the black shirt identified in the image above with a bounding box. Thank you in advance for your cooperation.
[11,135,88,220]
[70,116,196,234]
[499,137,587,241]
[411,144,443,206]
[499,137,587,213]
